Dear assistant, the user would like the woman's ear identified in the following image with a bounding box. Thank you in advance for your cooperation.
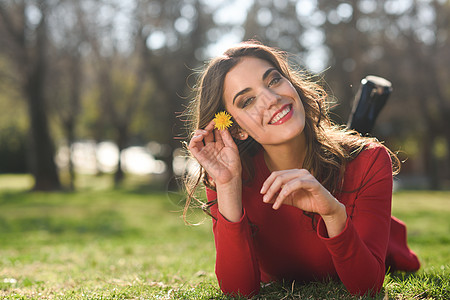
[229,122,248,140]
[235,130,248,141]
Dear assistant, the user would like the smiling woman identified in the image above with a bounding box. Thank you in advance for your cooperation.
[184,41,420,298]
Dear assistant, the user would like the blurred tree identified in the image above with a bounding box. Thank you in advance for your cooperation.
[316,0,369,120]
[66,0,206,187]
[396,0,450,189]
[0,51,28,173]
[243,0,307,57]
[89,33,151,186]
[135,0,216,189]
[0,126,28,173]
[95,54,152,187]
[0,57,28,173]
[0,0,61,190]
[45,1,87,190]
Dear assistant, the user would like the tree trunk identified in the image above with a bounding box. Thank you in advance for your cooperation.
[0,1,61,190]
[67,121,76,191]
[25,11,60,191]
[114,126,128,187]
[66,52,82,191]
[25,70,61,191]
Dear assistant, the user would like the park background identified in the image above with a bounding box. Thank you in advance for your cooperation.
[0,0,449,299]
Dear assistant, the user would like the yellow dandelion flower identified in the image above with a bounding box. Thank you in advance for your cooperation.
[213,111,233,130]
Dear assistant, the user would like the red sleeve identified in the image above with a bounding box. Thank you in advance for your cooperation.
[317,146,392,295]
[206,188,260,298]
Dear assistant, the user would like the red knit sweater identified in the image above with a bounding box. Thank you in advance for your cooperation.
[206,145,420,297]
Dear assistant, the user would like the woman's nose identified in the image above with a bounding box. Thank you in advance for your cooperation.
[259,88,281,108]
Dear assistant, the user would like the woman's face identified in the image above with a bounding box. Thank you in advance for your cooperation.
[223,56,305,147]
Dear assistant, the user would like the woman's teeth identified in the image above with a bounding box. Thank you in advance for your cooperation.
[270,105,291,124]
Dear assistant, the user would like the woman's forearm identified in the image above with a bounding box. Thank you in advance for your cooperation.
[216,177,243,223]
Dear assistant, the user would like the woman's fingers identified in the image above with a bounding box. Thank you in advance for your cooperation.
[271,177,316,210]
[189,130,206,151]
[189,129,215,160]
[188,127,230,169]
[214,128,223,144]
[205,119,215,130]
[261,169,325,211]
[261,176,283,204]
[204,122,215,144]
[260,171,287,194]
[261,170,302,203]
[219,127,237,149]
[260,172,277,194]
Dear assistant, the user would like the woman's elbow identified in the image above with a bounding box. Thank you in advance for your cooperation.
[217,278,260,298]
[346,270,385,297]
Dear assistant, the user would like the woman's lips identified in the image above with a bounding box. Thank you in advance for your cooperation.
[269,104,293,125]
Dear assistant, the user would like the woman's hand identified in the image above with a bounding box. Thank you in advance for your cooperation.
[189,120,244,222]
[260,169,347,237]
[260,169,337,214]
[188,120,242,186]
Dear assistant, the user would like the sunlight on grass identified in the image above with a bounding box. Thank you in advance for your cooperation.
[0,174,449,299]
[0,174,33,190]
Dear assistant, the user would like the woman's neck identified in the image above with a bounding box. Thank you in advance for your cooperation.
[263,134,307,172]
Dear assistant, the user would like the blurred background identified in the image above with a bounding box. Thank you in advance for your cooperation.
[0,0,449,192]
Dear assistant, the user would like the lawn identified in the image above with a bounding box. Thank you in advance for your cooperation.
[0,174,449,299]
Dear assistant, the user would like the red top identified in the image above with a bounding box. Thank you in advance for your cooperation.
[206,145,420,297]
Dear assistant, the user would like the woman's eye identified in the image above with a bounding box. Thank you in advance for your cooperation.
[242,97,255,108]
[268,77,281,87]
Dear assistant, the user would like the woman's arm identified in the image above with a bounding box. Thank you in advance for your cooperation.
[318,146,393,295]
[216,177,243,222]
[207,188,261,298]
[259,146,392,295]
[189,122,260,297]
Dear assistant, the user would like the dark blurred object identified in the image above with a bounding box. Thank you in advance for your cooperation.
[348,75,393,135]
[0,126,28,173]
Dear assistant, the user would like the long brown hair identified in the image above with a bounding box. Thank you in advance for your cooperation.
[183,41,400,218]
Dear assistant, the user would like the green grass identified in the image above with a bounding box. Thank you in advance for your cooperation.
[0,174,449,299]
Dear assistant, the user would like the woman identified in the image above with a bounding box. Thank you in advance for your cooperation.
[185,41,420,298]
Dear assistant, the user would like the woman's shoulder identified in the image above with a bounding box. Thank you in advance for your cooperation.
[356,143,391,160]
[339,143,394,197]
[346,143,393,176]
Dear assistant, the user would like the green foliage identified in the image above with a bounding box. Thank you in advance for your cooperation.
[0,175,449,299]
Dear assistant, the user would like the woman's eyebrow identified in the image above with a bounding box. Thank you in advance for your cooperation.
[262,67,277,81]
[232,68,278,105]
[233,87,251,105]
